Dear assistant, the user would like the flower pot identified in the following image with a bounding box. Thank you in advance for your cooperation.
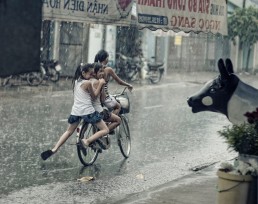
[216,170,253,204]
[238,154,258,165]
[238,154,258,204]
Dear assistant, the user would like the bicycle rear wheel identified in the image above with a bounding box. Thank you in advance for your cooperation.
[77,123,99,166]
[117,115,131,158]
[26,72,44,86]
[149,69,161,84]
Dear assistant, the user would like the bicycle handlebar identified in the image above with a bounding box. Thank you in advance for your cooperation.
[112,86,128,98]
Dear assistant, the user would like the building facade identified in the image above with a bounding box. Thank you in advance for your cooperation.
[41,0,258,76]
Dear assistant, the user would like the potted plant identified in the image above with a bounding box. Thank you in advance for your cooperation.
[216,108,258,204]
[218,108,258,162]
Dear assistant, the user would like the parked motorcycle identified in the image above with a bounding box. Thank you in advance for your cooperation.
[2,71,44,86]
[142,56,164,84]
[114,53,141,82]
[40,59,62,82]
[114,53,164,84]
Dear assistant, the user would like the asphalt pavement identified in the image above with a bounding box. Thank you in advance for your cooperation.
[1,70,258,204]
[112,165,218,204]
[118,70,258,204]
[125,70,258,204]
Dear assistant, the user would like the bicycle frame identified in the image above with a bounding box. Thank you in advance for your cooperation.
[76,87,131,166]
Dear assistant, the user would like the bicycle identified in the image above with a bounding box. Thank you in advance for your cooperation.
[2,71,44,86]
[76,87,131,166]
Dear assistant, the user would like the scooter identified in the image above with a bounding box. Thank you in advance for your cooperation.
[40,60,62,82]
[115,53,164,84]
[114,53,141,82]
[141,57,164,84]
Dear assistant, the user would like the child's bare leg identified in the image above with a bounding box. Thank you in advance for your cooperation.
[113,102,121,115]
[82,120,109,146]
[105,113,121,132]
[52,122,79,153]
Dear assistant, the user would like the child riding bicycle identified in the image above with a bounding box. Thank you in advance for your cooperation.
[40,63,109,161]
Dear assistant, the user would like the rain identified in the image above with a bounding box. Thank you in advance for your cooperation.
[1,0,257,203]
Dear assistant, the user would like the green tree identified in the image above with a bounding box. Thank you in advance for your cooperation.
[228,6,258,71]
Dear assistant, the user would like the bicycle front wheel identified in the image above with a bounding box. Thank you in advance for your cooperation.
[49,69,60,82]
[117,115,131,158]
[77,123,99,166]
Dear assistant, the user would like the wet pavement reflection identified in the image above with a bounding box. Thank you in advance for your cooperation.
[0,79,235,203]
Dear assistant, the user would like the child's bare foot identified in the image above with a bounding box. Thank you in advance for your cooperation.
[82,139,90,147]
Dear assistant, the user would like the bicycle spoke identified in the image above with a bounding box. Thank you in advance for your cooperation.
[117,115,131,158]
[77,123,99,166]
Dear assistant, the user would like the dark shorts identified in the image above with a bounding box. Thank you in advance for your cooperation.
[100,109,111,121]
[68,111,102,124]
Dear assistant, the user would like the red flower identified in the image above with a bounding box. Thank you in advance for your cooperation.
[244,108,258,124]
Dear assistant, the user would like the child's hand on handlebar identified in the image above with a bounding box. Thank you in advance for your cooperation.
[127,84,133,92]
[99,78,106,85]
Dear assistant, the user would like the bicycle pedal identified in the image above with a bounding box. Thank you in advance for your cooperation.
[97,137,110,150]
[90,142,102,152]
[109,130,115,135]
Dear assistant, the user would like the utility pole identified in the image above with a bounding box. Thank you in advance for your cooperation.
[243,0,246,8]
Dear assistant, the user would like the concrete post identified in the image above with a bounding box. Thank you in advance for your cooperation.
[53,21,60,60]
[164,35,170,75]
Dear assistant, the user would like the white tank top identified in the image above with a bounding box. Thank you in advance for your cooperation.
[71,79,95,116]
[90,78,103,113]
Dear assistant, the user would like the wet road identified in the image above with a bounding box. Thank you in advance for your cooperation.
[0,80,234,203]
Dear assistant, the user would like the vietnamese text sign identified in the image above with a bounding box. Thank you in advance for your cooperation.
[136,0,228,35]
[42,0,133,24]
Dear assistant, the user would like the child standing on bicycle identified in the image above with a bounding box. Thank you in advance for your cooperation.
[41,63,109,161]
[90,63,121,133]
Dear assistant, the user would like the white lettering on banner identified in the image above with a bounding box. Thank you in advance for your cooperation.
[137,0,228,35]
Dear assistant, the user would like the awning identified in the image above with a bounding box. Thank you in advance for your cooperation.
[43,0,228,35]
[136,0,228,35]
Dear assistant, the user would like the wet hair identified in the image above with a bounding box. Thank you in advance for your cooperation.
[93,62,103,74]
[72,63,93,90]
[94,49,109,63]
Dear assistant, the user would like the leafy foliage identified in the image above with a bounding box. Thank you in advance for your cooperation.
[218,108,258,156]
[228,6,258,46]
[219,123,258,155]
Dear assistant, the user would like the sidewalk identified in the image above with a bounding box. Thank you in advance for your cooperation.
[1,71,257,96]
[113,71,258,204]
[112,165,218,204]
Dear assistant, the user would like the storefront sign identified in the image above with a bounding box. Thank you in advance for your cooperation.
[136,0,228,35]
[42,0,133,24]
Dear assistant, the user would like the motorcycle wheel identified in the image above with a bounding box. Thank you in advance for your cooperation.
[2,76,12,86]
[49,69,60,82]
[130,70,140,82]
[26,72,44,86]
[149,70,162,84]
